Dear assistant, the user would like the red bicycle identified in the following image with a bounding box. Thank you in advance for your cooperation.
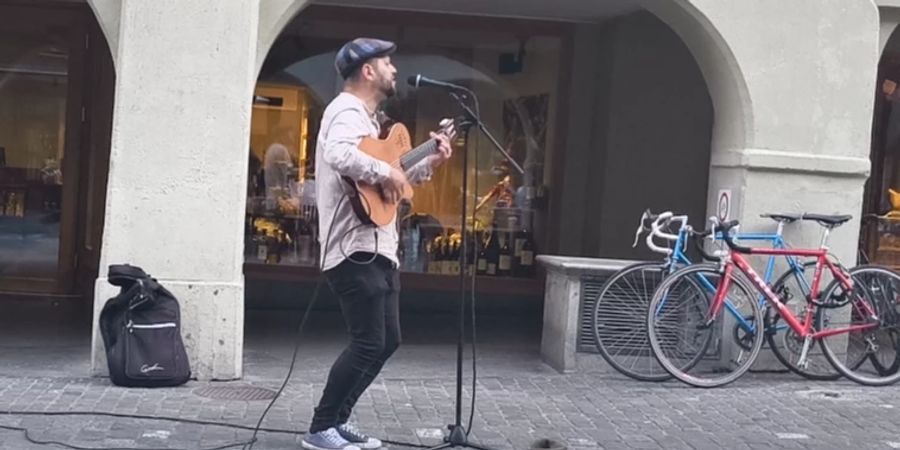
[647,214,900,387]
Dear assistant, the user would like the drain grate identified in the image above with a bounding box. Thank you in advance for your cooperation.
[193,385,278,401]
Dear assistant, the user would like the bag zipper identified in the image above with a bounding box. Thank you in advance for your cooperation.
[126,319,177,333]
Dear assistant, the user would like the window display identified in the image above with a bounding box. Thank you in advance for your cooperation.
[244,8,564,285]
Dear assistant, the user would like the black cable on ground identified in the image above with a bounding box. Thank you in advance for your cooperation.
[0,410,429,449]
[0,193,427,450]
[0,422,247,450]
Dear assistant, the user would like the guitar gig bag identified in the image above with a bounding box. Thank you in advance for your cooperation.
[99,264,191,387]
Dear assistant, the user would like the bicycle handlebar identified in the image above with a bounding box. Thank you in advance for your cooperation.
[689,228,720,261]
[646,213,688,255]
[715,219,754,254]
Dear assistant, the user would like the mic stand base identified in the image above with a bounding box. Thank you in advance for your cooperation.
[427,425,497,450]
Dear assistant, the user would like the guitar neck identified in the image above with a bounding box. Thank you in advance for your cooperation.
[399,139,438,172]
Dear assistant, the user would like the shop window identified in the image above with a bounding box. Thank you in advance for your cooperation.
[245,10,563,283]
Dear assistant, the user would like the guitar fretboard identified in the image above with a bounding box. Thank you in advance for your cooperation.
[399,139,438,172]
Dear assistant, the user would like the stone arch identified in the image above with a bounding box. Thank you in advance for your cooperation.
[880,6,900,54]
[257,0,314,77]
[639,0,752,154]
[257,1,752,153]
[85,0,120,67]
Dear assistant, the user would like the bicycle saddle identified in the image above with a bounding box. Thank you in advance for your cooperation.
[760,213,802,223]
[802,213,852,227]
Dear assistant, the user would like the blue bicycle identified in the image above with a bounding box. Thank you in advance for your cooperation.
[591,210,837,381]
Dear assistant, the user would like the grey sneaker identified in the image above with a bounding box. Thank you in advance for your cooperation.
[301,427,361,450]
[337,422,383,449]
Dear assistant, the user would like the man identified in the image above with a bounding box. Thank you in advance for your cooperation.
[302,38,453,450]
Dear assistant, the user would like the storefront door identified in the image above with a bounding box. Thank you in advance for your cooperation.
[0,4,90,295]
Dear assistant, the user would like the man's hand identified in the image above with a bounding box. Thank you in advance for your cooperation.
[380,167,407,203]
[428,131,453,168]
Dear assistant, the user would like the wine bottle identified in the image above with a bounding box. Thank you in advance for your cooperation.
[485,222,500,276]
[266,231,281,264]
[450,236,461,275]
[442,233,453,275]
[519,230,536,278]
[476,231,488,276]
[433,235,444,274]
[257,229,269,262]
[425,241,435,274]
[498,232,512,277]
[298,219,314,265]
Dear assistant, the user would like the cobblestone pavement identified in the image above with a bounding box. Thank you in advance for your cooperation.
[5,358,900,449]
[3,307,900,449]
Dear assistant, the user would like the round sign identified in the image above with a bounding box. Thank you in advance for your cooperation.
[717,191,730,221]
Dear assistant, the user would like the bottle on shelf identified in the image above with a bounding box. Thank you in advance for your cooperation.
[256,228,268,262]
[465,230,476,276]
[449,233,461,275]
[476,230,488,276]
[265,230,281,264]
[441,232,452,275]
[428,237,441,274]
[498,230,512,277]
[297,219,314,265]
[518,229,536,278]
[485,221,500,276]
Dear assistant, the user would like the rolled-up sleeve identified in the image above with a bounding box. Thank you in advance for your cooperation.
[321,108,392,185]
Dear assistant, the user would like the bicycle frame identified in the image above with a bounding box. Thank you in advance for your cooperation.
[710,249,878,340]
[664,227,811,312]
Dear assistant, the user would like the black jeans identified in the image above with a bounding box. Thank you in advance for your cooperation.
[309,253,401,433]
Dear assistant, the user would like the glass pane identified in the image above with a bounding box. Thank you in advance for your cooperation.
[248,12,560,280]
[0,33,69,280]
[245,83,320,266]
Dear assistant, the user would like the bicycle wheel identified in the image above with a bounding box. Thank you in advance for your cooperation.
[766,262,842,380]
[592,262,670,381]
[816,265,900,386]
[648,263,763,388]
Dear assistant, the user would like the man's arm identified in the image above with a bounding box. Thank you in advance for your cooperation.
[321,109,393,185]
[406,131,453,186]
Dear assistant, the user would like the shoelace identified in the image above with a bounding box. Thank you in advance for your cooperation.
[340,423,366,440]
[323,428,348,446]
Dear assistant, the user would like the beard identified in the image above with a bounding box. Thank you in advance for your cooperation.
[378,74,396,98]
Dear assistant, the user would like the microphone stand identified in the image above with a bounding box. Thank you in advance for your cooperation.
[427,90,523,450]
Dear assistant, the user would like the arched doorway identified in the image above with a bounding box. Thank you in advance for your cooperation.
[0,0,115,373]
[240,1,745,375]
[862,22,900,268]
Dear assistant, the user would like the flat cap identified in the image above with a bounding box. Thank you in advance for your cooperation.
[334,37,397,79]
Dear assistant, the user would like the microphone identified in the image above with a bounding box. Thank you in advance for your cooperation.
[406,75,468,92]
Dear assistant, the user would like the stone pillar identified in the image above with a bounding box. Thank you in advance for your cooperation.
[686,0,877,369]
[91,0,261,380]
[686,0,878,262]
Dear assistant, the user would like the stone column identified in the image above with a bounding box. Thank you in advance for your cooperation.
[686,0,878,263]
[686,0,877,370]
[91,0,261,380]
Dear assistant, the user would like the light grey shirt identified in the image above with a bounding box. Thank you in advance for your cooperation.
[315,92,434,271]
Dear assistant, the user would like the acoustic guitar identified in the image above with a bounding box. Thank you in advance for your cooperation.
[343,118,457,226]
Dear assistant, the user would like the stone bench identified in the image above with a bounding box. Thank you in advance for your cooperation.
[536,255,639,373]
